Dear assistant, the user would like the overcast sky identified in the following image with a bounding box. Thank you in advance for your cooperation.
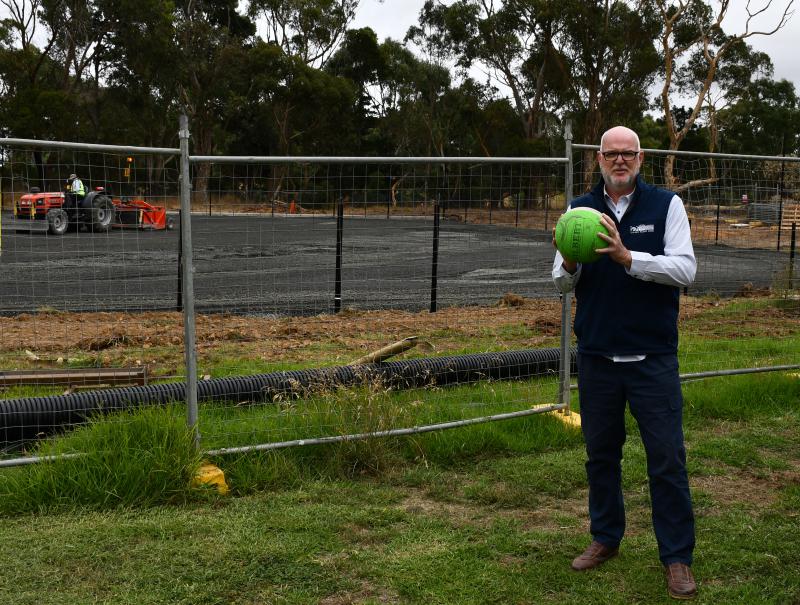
[352,0,800,86]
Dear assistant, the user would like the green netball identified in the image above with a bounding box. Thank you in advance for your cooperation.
[554,207,609,263]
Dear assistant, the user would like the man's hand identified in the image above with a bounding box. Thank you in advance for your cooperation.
[596,214,632,269]
[552,226,578,274]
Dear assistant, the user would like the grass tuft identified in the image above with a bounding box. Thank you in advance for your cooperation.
[0,406,202,515]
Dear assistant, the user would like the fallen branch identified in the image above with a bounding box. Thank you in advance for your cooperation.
[351,337,427,365]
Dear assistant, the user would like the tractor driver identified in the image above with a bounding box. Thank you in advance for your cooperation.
[65,173,85,209]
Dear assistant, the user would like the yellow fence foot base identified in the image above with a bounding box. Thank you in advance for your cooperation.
[192,463,229,495]
[550,410,582,428]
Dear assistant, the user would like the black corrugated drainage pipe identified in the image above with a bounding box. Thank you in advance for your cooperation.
[1,347,576,447]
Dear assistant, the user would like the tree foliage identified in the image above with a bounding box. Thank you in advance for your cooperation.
[654,0,794,186]
[248,0,358,67]
[0,0,797,183]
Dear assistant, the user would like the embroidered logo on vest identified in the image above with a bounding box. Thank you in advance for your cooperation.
[630,224,655,234]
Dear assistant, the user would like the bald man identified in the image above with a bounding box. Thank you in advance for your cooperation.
[553,126,698,599]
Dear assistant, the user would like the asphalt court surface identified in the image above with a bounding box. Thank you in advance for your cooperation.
[0,212,791,315]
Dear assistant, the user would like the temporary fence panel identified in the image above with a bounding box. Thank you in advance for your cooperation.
[186,159,563,314]
[186,156,571,454]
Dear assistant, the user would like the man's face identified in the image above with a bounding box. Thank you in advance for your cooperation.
[598,131,642,193]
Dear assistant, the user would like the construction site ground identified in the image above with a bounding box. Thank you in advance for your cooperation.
[2,294,797,382]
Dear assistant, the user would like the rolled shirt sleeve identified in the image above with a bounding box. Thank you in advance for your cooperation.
[552,201,580,293]
[552,250,581,293]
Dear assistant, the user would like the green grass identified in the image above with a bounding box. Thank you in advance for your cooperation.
[0,384,70,399]
[0,373,798,603]
[198,378,565,447]
[0,297,799,604]
[682,371,800,421]
[0,406,201,514]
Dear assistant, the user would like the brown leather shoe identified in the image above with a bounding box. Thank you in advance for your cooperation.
[570,540,619,571]
[665,562,697,599]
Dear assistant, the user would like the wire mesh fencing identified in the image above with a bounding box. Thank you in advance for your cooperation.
[0,138,573,462]
[186,156,572,454]
[1,126,798,467]
[0,139,183,455]
[186,159,564,315]
[0,140,182,312]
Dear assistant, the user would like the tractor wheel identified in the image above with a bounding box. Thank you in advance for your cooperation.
[47,208,69,235]
[90,195,115,232]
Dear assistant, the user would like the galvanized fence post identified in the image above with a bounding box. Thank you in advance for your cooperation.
[176,209,183,311]
[179,115,200,451]
[559,120,574,416]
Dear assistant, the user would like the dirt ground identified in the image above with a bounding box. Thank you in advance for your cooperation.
[3,294,784,379]
[0,298,561,372]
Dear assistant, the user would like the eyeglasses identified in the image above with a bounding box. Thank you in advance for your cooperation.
[600,150,639,161]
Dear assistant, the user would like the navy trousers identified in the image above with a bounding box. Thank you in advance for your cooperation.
[577,353,695,565]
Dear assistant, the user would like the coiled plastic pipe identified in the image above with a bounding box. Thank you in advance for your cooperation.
[1,347,576,446]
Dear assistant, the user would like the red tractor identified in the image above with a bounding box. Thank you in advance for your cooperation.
[13,187,173,235]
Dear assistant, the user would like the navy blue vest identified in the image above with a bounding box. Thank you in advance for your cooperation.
[572,175,680,356]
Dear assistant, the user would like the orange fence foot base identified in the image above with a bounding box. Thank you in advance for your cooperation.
[192,463,229,495]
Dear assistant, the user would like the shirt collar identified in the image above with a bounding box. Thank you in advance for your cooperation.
[603,186,635,204]
[604,187,635,219]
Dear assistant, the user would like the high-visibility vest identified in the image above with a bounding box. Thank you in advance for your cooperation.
[72,178,85,196]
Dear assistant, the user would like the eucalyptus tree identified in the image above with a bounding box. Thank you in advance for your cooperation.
[707,77,800,203]
[690,38,773,152]
[720,77,800,156]
[37,0,108,94]
[653,0,794,187]
[551,0,661,188]
[408,2,660,132]
[407,0,562,142]
[1,0,42,52]
[96,0,180,148]
[0,0,96,140]
[0,0,104,184]
[248,0,358,68]
[327,32,458,156]
[171,0,256,200]
[323,26,385,152]
[407,0,661,190]
[214,36,359,202]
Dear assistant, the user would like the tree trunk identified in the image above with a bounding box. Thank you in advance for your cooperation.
[192,121,212,209]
